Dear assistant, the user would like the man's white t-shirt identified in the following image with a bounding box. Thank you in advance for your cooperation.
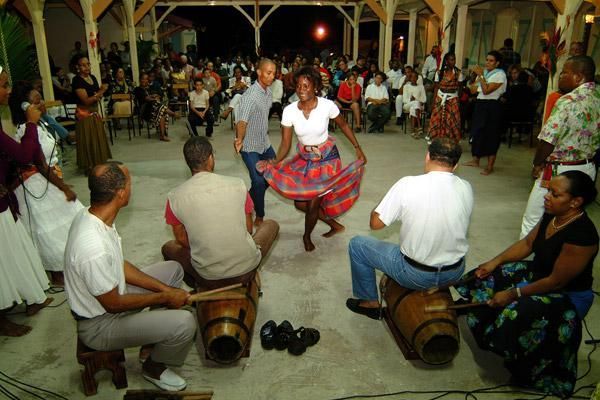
[64,209,126,319]
[477,69,507,100]
[375,171,473,266]
[364,83,389,105]
[281,97,339,146]
[189,89,210,109]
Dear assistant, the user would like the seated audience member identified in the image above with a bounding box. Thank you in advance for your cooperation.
[385,59,403,99]
[109,67,133,130]
[134,72,176,142]
[504,70,535,124]
[269,74,283,121]
[394,65,423,125]
[221,66,251,121]
[161,137,279,289]
[283,61,300,103]
[332,58,350,91]
[201,68,221,122]
[52,66,73,102]
[402,72,427,138]
[455,171,597,398]
[186,79,213,137]
[205,61,223,122]
[364,72,391,133]
[346,138,472,319]
[106,42,122,72]
[64,162,195,391]
[335,73,362,132]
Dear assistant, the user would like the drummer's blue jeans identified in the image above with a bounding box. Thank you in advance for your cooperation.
[349,236,465,301]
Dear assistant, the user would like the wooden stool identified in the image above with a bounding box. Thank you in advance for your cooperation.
[76,338,128,396]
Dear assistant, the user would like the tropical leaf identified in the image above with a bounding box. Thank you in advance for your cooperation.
[0,9,37,85]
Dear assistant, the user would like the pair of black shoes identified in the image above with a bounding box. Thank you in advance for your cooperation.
[260,320,320,356]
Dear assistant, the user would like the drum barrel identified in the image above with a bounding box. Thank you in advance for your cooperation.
[382,277,459,365]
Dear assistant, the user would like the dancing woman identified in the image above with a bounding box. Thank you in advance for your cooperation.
[428,53,464,142]
[258,66,366,251]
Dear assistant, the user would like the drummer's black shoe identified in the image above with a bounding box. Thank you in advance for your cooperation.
[346,298,381,320]
[260,320,277,350]
[274,320,295,350]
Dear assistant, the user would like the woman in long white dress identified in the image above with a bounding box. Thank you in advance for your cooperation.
[0,67,53,336]
[8,81,84,286]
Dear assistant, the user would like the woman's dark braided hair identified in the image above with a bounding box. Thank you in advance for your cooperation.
[435,53,459,83]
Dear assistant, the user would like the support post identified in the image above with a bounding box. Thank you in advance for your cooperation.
[454,4,468,69]
[379,20,385,66]
[24,0,54,100]
[80,0,101,82]
[122,0,140,84]
[383,0,398,65]
[150,7,159,53]
[353,4,363,61]
[441,0,457,54]
[407,10,417,65]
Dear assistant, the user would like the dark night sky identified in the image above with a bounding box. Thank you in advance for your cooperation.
[170,6,405,59]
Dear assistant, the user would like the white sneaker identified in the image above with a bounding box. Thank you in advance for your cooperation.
[143,368,187,391]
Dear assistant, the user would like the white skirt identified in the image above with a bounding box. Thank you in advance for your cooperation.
[0,209,49,309]
[14,173,85,272]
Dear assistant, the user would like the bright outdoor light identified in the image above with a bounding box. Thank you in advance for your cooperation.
[315,25,326,40]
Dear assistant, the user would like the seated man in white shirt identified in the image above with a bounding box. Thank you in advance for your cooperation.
[402,72,427,138]
[346,138,473,319]
[186,78,213,137]
[394,65,423,125]
[365,72,391,133]
[64,162,196,391]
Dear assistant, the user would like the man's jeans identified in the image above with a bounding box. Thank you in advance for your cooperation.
[241,146,276,218]
[349,236,465,300]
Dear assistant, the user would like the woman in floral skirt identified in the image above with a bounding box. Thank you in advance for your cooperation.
[455,171,598,397]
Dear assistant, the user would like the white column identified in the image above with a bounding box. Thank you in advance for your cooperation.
[454,4,468,69]
[383,0,397,65]
[378,20,385,66]
[80,0,101,82]
[122,0,140,83]
[25,0,54,100]
[150,7,159,55]
[407,10,417,65]
[353,5,362,61]
[441,0,457,55]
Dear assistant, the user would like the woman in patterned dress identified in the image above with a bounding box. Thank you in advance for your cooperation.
[455,171,598,397]
[428,53,463,142]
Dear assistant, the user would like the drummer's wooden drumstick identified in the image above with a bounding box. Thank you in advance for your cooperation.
[426,275,477,295]
[425,302,487,312]
[194,283,243,297]
[187,293,247,303]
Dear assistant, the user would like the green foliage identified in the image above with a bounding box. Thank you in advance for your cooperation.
[0,9,37,85]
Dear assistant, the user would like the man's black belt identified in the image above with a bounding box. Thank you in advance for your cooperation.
[404,256,463,272]
[71,311,89,321]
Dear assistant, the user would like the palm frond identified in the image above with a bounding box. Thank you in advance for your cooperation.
[0,9,37,84]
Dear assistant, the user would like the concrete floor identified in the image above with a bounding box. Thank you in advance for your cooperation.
[0,118,598,400]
